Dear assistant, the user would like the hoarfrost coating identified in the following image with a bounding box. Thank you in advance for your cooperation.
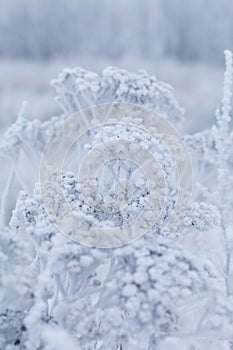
[39,102,192,247]
[0,52,233,349]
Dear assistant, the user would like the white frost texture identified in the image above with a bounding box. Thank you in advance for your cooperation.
[0,52,233,350]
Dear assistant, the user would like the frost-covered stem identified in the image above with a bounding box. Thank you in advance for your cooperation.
[54,274,67,298]
[49,279,59,316]
[72,93,92,129]
[79,89,95,110]
[58,94,72,115]
[28,233,42,271]
[0,166,16,225]
[96,258,115,309]
[66,264,102,299]
[219,212,232,296]
[55,85,73,114]
[219,50,233,133]
[67,271,77,295]
[29,246,40,270]
[67,272,88,296]
[214,50,233,164]
[215,50,233,296]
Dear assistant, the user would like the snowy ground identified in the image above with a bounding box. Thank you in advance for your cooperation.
[0,56,224,135]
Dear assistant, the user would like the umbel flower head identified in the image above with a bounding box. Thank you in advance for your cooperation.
[0,66,184,225]
[51,66,184,124]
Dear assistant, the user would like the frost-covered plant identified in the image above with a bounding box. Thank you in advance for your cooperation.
[8,185,221,349]
[9,176,221,349]
[1,55,233,350]
[0,226,36,350]
[0,67,184,226]
[184,51,233,298]
[185,50,233,180]
[76,239,218,350]
[51,66,184,123]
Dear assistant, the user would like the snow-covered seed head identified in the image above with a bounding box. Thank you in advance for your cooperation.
[69,239,218,348]
[40,102,192,248]
[51,66,184,124]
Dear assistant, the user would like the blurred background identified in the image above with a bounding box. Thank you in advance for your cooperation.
[0,0,232,133]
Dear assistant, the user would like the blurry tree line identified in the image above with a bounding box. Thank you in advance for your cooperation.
[0,0,232,62]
